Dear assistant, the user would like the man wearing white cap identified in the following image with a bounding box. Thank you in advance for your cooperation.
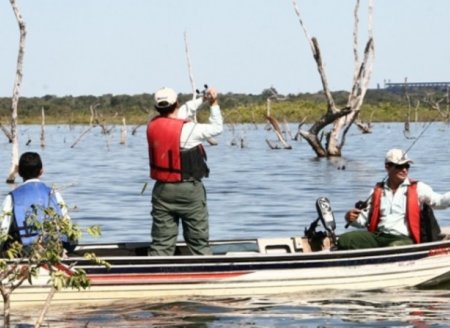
[146,87,222,256]
[338,148,450,250]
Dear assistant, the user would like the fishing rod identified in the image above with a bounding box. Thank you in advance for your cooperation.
[345,116,439,228]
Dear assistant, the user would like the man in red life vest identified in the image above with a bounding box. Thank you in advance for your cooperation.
[146,87,222,256]
[338,148,450,250]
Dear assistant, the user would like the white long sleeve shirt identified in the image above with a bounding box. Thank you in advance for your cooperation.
[176,98,223,149]
[351,178,450,236]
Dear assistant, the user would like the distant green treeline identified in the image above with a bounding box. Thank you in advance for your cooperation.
[0,88,446,125]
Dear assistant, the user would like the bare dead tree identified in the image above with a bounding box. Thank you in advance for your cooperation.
[292,0,375,157]
[294,117,307,141]
[70,104,98,148]
[70,126,94,148]
[401,78,421,139]
[119,117,127,145]
[131,123,144,135]
[89,103,97,125]
[228,124,248,148]
[423,89,450,123]
[71,103,118,148]
[40,107,46,148]
[283,118,294,140]
[93,106,115,135]
[355,120,372,134]
[0,123,13,143]
[6,0,27,183]
[265,89,291,149]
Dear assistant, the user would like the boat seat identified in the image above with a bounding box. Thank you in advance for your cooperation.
[225,251,260,256]
[440,227,450,240]
[257,237,303,254]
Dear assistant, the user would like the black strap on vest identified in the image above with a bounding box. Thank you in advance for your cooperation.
[421,203,442,242]
[181,145,209,180]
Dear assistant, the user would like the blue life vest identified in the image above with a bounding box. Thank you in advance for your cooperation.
[10,181,62,246]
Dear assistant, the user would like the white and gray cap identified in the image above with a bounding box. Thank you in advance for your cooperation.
[385,148,413,165]
[154,87,178,109]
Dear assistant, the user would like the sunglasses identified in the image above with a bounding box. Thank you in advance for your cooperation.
[387,163,410,170]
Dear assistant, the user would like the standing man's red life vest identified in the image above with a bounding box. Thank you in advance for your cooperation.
[147,116,186,182]
[368,180,421,243]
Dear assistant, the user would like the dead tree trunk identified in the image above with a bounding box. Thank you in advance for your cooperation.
[70,104,97,148]
[423,87,450,123]
[6,0,27,183]
[0,123,13,143]
[265,94,291,149]
[40,107,46,148]
[292,0,374,157]
[120,117,127,145]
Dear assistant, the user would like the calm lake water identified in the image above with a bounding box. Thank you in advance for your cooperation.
[1,122,450,327]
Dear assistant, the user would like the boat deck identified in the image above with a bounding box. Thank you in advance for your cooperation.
[71,227,450,258]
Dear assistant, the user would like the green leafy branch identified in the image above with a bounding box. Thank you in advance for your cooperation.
[1,205,108,328]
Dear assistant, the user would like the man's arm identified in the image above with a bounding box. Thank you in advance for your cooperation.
[345,189,374,228]
[418,182,450,209]
[177,98,204,120]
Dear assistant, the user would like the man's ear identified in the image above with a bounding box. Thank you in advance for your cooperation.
[39,168,44,177]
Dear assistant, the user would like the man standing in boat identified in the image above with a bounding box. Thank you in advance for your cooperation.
[338,148,450,250]
[146,86,223,256]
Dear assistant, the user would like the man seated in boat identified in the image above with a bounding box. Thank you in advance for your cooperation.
[338,148,450,250]
[0,152,73,253]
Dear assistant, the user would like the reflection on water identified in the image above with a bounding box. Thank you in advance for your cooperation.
[1,123,450,326]
[10,289,450,327]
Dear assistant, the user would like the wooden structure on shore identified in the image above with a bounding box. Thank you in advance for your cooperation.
[384,81,450,92]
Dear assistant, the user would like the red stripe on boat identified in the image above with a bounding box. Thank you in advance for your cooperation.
[88,271,250,282]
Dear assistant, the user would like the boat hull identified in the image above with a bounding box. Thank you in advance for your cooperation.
[7,236,450,306]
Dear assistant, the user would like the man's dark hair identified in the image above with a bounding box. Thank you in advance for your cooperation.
[18,152,43,181]
[155,102,178,116]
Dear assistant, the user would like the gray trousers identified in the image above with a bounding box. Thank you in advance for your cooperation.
[148,180,211,256]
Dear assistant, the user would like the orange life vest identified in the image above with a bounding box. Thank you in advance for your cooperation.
[147,116,209,182]
[368,180,421,243]
[147,116,185,182]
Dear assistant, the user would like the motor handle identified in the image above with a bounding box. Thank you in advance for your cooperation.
[355,200,368,210]
[345,200,368,228]
[316,197,336,233]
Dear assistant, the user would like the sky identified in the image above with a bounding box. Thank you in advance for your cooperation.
[0,0,449,97]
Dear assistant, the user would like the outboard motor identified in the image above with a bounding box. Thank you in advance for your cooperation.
[304,197,337,250]
[316,196,336,235]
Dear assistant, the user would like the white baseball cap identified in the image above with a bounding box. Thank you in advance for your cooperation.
[154,87,178,109]
[385,148,413,165]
